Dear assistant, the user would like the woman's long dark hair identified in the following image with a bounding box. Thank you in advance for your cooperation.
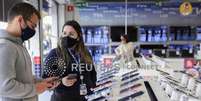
[121,34,129,43]
[56,20,93,67]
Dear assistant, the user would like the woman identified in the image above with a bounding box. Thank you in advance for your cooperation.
[42,20,97,101]
[115,34,134,62]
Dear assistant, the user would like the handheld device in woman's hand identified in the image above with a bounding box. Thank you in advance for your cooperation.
[67,74,77,80]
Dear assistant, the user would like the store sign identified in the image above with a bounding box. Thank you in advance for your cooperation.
[67,4,74,12]
[79,2,201,25]
[75,2,88,8]
[179,1,193,16]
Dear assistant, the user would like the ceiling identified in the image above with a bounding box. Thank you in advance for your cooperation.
[54,0,201,4]
[71,0,201,3]
[77,2,201,26]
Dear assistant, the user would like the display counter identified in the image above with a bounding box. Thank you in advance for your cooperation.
[86,54,201,101]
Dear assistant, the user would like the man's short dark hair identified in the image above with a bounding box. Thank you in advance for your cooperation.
[8,3,41,21]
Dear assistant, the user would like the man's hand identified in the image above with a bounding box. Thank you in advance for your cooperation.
[46,77,61,90]
[36,81,52,94]
[36,77,60,94]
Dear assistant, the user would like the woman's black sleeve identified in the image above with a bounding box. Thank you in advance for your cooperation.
[42,49,57,78]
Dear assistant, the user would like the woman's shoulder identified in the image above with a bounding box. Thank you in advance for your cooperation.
[46,48,58,58]
[126,42,134,47]
[127,42,134,45]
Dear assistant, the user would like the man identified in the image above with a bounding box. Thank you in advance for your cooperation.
[0,3,59,101]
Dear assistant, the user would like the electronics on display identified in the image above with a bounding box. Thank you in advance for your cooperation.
[170,26,196,41]
[139,26,168,42]
[196,27,201,40]
[169,44,194,57]
[86,68,146,101]
[82,26,110,63]
[82,26,109,44]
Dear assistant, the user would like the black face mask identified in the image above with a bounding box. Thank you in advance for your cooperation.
[62,37,79,48]
[21,26,36,42]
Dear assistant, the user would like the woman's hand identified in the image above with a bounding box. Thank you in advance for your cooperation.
[62,76,77,87]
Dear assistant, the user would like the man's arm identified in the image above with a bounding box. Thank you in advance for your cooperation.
[0,44,37,99]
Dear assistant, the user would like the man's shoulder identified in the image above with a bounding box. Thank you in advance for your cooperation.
[0,39,18,56]
[0,38,17,49]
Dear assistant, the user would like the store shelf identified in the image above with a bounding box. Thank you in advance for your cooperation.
[168,41,198,45]
[139,42,167,45]
[85,43,107,46]
[109,42,120,46]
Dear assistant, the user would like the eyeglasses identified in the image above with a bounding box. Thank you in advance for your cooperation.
[27,19,37,29]
[62,32,79,40]
[63,32,76,35]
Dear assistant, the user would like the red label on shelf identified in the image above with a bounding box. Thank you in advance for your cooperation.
[104,58,113,68]
[34,56,41,65]
[184,58,195,69]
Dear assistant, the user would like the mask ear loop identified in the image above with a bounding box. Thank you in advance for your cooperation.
[18,17,24,33]
[19,17,28,31]
[19,22,23,33]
